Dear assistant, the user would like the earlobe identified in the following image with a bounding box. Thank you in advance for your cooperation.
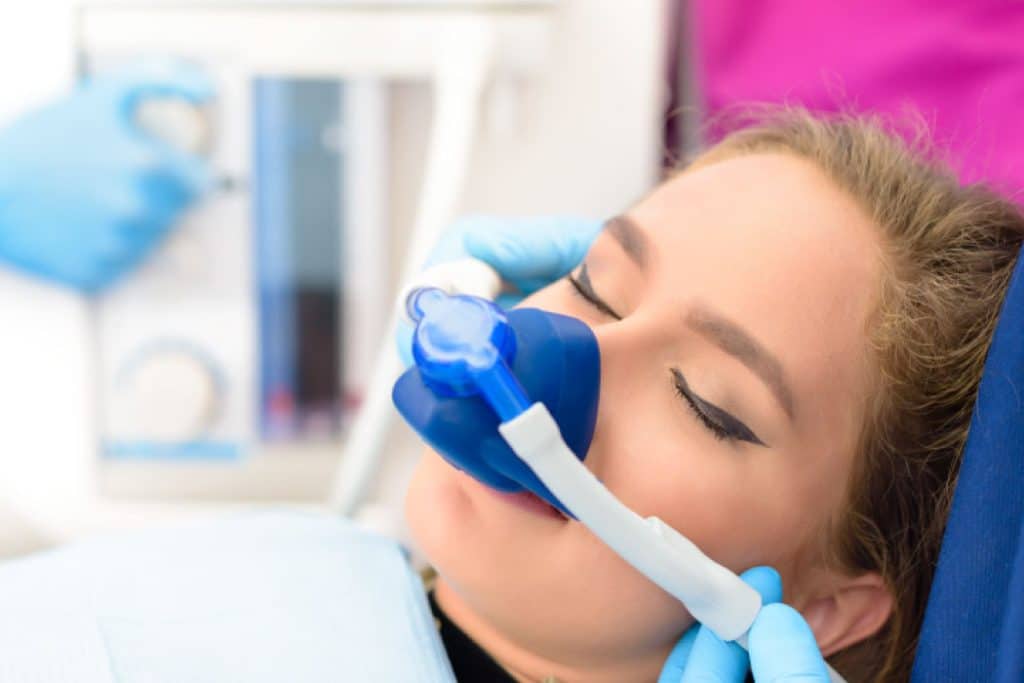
[798,572,893,657]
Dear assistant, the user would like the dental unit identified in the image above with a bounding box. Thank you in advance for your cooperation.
[393,260,845,683]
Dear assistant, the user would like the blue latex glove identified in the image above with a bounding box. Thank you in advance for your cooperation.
[659,567,832,683]
[398,215,603,363]
[440,215,603,307]
[0,60,214,292]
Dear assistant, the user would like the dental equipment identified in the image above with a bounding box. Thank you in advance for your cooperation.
[394,283,846,682]
[80,1,553,506]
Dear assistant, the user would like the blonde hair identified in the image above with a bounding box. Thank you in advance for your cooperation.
[690,110,1024,681]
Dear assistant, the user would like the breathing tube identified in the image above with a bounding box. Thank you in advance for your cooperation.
[392,262,845,683]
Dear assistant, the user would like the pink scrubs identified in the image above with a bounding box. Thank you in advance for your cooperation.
[693,1,1024,198]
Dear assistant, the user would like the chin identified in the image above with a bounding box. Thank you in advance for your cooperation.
[405,450,477,562]
[405,451,699,671]
[405,449,571,593]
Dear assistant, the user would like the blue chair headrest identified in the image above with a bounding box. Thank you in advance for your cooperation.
[912,253,1024,681]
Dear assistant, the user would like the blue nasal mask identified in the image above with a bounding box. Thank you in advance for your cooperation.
[392,287,600,514]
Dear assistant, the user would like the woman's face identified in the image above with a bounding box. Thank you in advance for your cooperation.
[406,153,883,681]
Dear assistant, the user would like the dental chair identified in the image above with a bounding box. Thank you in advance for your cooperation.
[911,253,1024,681]
[0,269,1021,682]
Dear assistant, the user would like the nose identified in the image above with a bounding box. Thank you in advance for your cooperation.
[584,313,669,469]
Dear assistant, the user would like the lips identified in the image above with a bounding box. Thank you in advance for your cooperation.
[488,487,568,520]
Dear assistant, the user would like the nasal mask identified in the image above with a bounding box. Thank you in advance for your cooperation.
[392,259,845,683]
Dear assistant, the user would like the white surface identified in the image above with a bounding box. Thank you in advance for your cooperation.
[135,98,211,154]
[342,79,391,405]
[115,347,220,441]
[0,3,91,553]
[77,5,552,78]
[87,0,552,6]
[459,0,665,217]
[0,2,73,128]
[0,272,95,548]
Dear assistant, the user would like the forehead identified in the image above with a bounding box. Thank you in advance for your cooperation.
[635,152,875,255]
[627,152,882,424]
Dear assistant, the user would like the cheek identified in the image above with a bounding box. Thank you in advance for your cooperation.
[405,450,472,562]
[588,412,822,579]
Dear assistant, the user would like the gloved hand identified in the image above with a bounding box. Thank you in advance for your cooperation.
[432,214,603,306]
[0,60,214,292]
[658,567,832,683]
[397,215,603,363]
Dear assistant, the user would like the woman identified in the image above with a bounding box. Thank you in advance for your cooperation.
[404,110,1024,681]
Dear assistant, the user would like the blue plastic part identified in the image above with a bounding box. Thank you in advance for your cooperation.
[394,293,600,513]
[405,288,531,422]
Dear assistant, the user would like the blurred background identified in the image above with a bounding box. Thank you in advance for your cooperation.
[0,0,1019,558]
[0,0,669,557]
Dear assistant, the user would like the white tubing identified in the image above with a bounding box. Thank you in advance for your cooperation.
[499,403,761,641]
[499,403,848,683]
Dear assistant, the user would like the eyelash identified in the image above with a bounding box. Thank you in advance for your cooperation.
[567,268,621,320]
[672,378,732,441]
[568,269,757,445]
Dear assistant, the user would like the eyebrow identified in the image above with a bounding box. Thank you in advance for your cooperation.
[685,308,796,421]
[603,215,795,420]
[605,215,649,267]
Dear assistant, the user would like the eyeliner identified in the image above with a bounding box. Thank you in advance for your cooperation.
[572,264,623,320]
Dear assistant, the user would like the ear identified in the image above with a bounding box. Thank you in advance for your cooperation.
[797,572,893,656]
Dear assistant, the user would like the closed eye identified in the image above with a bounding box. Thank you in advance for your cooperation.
[567,264,622,320]
[568,265,765,446]
[672,369,767,447]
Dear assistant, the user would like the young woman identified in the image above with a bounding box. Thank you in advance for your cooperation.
[405,111,1024,682]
